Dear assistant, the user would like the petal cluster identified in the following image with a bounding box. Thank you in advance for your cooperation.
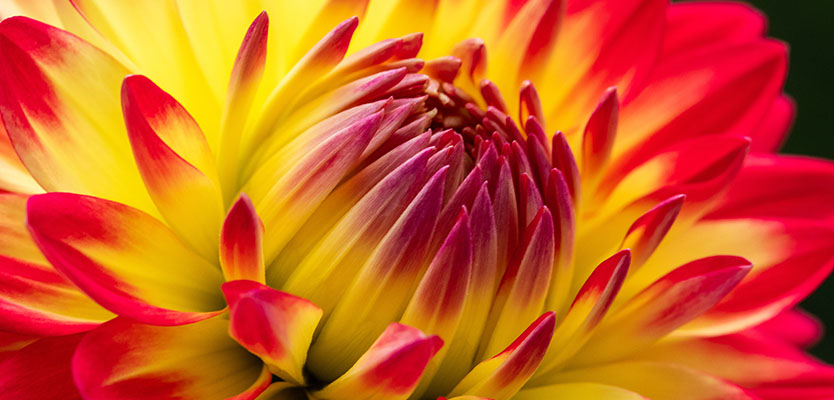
[0,1,832,400]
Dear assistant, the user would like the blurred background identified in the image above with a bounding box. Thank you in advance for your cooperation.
[747,0,834,362]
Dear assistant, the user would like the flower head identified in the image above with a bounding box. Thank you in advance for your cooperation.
[1,1,833,399]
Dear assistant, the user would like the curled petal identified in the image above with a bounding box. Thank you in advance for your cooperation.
[121,74,224,259]
[222,280,322,385]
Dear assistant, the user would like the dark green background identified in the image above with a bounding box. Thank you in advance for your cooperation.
[748,0,834,362]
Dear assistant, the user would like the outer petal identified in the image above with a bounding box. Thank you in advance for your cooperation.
[639,330,832,386]
[0,330,34,354]
[222,280,322,385]
[548,361,752,400]
[0,334,84,400]
[0,17,156,214]
[71,0,223,148]
[26,193,225,326]
[516,383,647,400]
[542,0,666,130]
[450,312,556,400]
[662,1,767,56]
[0,193,112,336]
[683,222,834,336]
[313,323,443,400]
[121,74,224,259]
[706,155,834,222]
[73,317,270,400]
[617,40,786,160]
[754,309,822,348]
[0,122,41,194]
[571,256,752,366]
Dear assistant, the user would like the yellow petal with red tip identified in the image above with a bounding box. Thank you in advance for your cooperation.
[221,195,266,283]
[277,148,432,311]
[0,17,156,215]
[582,87,619,178]
[314,323,443,400]
[450,312,556,400]
[121,75,224,259]
[572,256,752,366]
[26,193,225,326]
[429,185,498,394]
[297,0,370,63]
[308,168,446,381]
[218,11,270,197]
[480,207,554,359]
[249,111,380,263]
[621,195,685,268]
[402,210,473,398]
[543,168,576,316]
[222,280,322,385]
[548,361,750,400]
[401,209,472,337]
[73,317,270,400]
[248,17,358,157]
[533,250,630,380]
[516,383,647,400]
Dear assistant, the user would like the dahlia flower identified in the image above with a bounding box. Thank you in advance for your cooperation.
[0,0,833,399]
